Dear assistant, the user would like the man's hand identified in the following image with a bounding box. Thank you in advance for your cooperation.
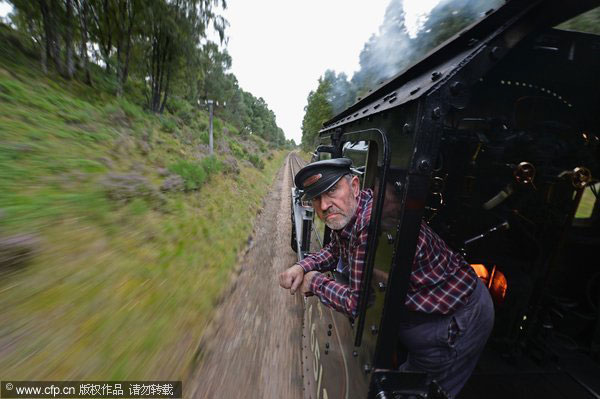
[300,271,319,297]
[279,264,305,294]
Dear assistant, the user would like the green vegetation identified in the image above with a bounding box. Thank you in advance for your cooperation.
[4,0,293,147]
[168,157,222,191]
[0,20,288,380]
[300,77,333,151]
[575,183,599,219]
[557,6,600,35]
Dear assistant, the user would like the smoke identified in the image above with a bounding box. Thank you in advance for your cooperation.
[323,0,504,115]
[323,70,357,115]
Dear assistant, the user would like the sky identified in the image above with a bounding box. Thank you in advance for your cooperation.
[0,1,10,19]
[0,0,440,144]
[221,0,440,144]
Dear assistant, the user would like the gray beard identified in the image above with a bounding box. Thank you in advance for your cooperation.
[325,215,351,230]
[325,201,358,230]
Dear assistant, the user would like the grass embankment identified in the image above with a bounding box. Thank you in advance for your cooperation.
[0,24,287,379]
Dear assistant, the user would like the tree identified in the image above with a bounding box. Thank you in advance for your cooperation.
[88,0,115,73]
[301,77,333,151]
[141,0,227,113]
[75,0,93,84]
[113,0,139,96]
[38,0,65,76]
[198,41,232,103]
[64,0,75,78]
[7,0,287,148]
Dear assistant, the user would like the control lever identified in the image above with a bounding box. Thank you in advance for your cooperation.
[463,221,510,246]
[483,162,535,210]
[558,166,592,189]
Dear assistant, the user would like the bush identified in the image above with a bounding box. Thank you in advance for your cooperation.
[160,116,177,133]
[100,173,165,206]
[167,97,195,124]
[223,156,240,175]
[247,154,264,170]
[168,160,207,191]
[229,140,246,159]
[198,131,209,145]
[167,157,222,191]
[200,155,222,175]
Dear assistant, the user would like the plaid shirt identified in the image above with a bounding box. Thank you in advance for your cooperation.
[298,189,477,319]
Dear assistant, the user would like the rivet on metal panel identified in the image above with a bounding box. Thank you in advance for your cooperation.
[490,46,501,60]
[410,87,420,95]
[450,81,464,96]
[378,281,386,292]
[419,159,431,172]
[432,107,442,119]
[467,38,478,47]
[364,364,372,374]
[325,342,330,349]
[327,330,332,336]
[402,123,411,135]
[353,351,359,357]
[431,71,442,81]
[328,324,332,329]
[371,325,378,335]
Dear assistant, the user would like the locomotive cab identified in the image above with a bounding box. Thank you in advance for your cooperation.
[294,1,600,398]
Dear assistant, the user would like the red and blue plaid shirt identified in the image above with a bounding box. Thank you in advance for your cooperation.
[298,189,477,319]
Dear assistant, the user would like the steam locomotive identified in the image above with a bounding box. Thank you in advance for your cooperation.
[291,0,600,398]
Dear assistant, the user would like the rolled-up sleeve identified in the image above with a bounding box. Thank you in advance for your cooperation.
[297,239,339,274]
[309,226,367,319]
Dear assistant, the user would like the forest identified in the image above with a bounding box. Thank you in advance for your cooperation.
[5,0,287,147]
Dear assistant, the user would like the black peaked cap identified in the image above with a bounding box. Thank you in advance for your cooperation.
[294,158,353,200]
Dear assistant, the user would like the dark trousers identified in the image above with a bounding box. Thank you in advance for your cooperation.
[397,279,494,398]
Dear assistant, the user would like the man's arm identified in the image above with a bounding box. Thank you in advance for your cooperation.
[304,227,367,318]
[280,238,340,294]
[296,239,340,273]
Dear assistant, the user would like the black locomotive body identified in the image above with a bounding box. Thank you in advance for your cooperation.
[292,0,600,398]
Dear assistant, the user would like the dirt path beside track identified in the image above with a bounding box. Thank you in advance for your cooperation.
[189,153,304,399]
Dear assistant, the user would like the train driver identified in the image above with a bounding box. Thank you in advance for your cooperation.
[279,158,494,398]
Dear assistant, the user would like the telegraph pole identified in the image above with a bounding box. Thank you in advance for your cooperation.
[207,99,214,155]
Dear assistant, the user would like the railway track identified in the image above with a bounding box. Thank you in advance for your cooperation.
[189,156,304,399]
[289,152,306,183]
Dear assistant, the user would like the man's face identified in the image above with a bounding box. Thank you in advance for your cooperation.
[311,175,360,230]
